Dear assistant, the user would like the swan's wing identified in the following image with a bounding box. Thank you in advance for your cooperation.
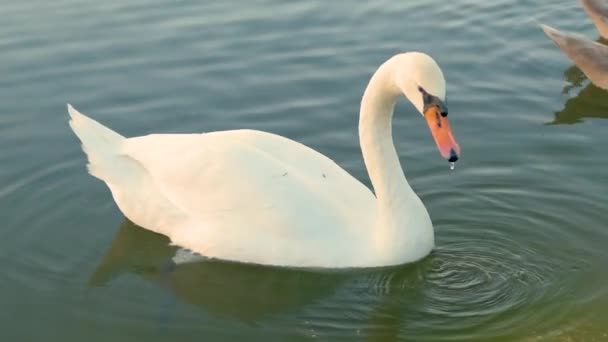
[121,130,375,263]
[541,24,608,89]
[580,0,608,39]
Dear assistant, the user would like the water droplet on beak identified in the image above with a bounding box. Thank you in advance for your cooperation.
[449,162,455,171]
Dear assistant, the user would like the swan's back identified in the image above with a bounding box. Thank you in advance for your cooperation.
[124,130,377,266]
[69,102,378,266]
[127,130,374,222]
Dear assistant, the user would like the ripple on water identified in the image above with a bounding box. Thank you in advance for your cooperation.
[1,0,608,339]
[286,161,604,340]
[424,229,557,322]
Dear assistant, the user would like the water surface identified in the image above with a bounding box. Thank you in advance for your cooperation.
[2,0,608,340]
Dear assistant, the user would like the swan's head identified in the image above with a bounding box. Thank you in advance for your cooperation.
[396,52,460,162]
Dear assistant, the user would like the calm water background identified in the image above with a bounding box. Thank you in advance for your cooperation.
[2,0,608,340]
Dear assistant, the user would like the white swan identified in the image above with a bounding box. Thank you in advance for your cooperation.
[68,52,460,268]
[541,0,608,90]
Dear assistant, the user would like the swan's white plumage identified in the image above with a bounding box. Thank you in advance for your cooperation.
[69,105,377,267]
[68,52,450,268]
[123,130,378,266]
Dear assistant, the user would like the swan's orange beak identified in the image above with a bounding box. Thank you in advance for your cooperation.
[424,106,460,162]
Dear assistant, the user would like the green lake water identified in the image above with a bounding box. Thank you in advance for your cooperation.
[1,0,607,340]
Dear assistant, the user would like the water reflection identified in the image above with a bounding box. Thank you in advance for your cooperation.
[551,37,608,125]
[89,219,437,339]
[86,218,567,340]
[89,219,350,321]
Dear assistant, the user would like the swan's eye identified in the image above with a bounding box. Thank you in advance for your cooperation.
[418,86,426,94]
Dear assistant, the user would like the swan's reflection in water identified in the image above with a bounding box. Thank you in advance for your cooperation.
[88,217,576,340]
[89,219,355,321]
[88,219,434,339]
[550,37,608,125]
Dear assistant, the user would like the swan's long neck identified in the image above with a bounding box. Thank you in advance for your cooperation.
[359,59,411,207]
[359,57,431,262]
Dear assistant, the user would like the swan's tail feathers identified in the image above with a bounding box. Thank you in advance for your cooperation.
[67,104,128,182]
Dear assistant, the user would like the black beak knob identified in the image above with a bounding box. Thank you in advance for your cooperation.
[448,148,459,162]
